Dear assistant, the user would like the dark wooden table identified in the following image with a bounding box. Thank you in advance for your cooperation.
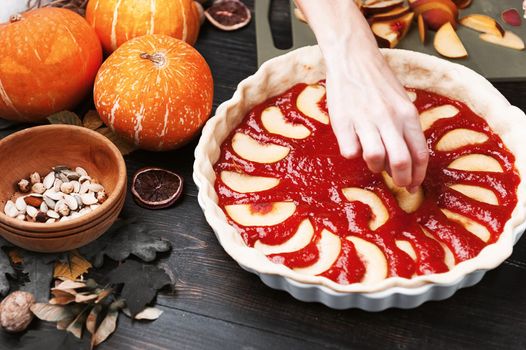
[3,1,526,349]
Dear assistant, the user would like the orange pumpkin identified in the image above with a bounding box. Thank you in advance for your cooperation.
[86,0,202,53]
[0,8,102,122]
[94,34,213,151]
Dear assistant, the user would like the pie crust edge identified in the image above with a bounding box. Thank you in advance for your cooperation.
[194,46,526,294]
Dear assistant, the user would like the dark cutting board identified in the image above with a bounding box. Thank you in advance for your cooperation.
[256,0,526,82]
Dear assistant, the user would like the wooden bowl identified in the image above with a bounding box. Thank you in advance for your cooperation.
[0,125,127,252]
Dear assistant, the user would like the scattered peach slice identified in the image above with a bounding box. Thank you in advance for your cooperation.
[410,0,458,31]
[441,209,491,242]
[419,104,459,131]
[231,132,290,164]
[254,219,314,255]
[294,229,341,275]
[395,240,417,260]
[363,0,404,15]
[448,184,499,205]
[448,154,503,172]
[434,22,468,58]
[480,31,525,51]
[436,128,488,151]
[454,0,472,9]
[371,12,415,48]
[418,14,427,43]
[460,14,504,37]
[296,85,330,125]
[421,226,456,268]
[342,187,389,230]
[225,202,296,227]
[220,171,279,194]
[370,5,410,22]
[347,236,388,284]
[261,106,311,140]
[382,172,424,213]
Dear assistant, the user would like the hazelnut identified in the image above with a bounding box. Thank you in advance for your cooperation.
[0,291,35,332]
[31,183,45,194]
[97,191,108,204]
[17,179,30,193]
[29,172,41,185]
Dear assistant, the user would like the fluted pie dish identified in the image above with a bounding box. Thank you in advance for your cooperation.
[194,46,526,310]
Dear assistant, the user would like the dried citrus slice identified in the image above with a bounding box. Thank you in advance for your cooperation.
[131,167,183,209]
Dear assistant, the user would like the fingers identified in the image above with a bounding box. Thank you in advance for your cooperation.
[381,126,413,188]
[355,123,386,173]
[333,122,361,159]
[404,118,429,191]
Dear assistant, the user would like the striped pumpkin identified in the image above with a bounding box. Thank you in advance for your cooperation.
[0,7,102,122]
[86,0,202,53]
[93,34,213,151]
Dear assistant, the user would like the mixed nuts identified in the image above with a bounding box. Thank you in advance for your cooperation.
[3,166,108,223]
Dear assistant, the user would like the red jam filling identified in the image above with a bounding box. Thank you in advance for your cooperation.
[213,81,519,284]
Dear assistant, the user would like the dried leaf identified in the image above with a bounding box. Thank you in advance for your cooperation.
[123,306,163,320]
[96,127,137,155]
[18,251,64,302]
[66,306,90,339]
[7,248,23,264]
[86,304,102,335]
[54,252,92,280]
[0,248,15,296]
[16,329,90,350]
[30,303,73,322]
[50,289,76,305]
[53,279,86,291]
[79,219,171,268]
[92,308,119,346]
[95,288,113,303]
[47,111,82,126]
[83,110,104,130]
[107,260,171,316]
[75,293,98,303]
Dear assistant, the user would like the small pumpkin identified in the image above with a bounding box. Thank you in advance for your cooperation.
[0,8,102,122]
[94,34,213,151]
[86,0,202,53]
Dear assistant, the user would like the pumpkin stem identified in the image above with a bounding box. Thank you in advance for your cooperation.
[140,53,167,68]
[9,14,22,23]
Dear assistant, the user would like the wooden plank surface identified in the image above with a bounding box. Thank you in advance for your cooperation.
[2,1,526,349]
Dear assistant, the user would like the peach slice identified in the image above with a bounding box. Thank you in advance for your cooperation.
[448,184,499,205]
[369,5,410,22]
[254,219,314,255]
[406,90,417,102]
[363,0,404,15]
[441,209,490,242]
[421,226,456,268]
[231,132,290,164]
[261,106,311,140]
[418,14,427,43]
[395,240,417,260]
[419,104,459,131]
[453,0,472,9]
[480,31,525,51]
[434,22,468,58]
[448,154,503,172]
[435,128,488,151]
[220,171,279,194]
[225,202,296,227]
[342,187,389,230]
[296,84,330,125]
[410,0,458,31]
[294,229,341,275]
[382,172,424,213]
[459,14,504,37]
[371,12,415,48]
[347,236,388,284]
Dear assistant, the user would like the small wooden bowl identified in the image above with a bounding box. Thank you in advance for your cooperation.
[0,125,127,252]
